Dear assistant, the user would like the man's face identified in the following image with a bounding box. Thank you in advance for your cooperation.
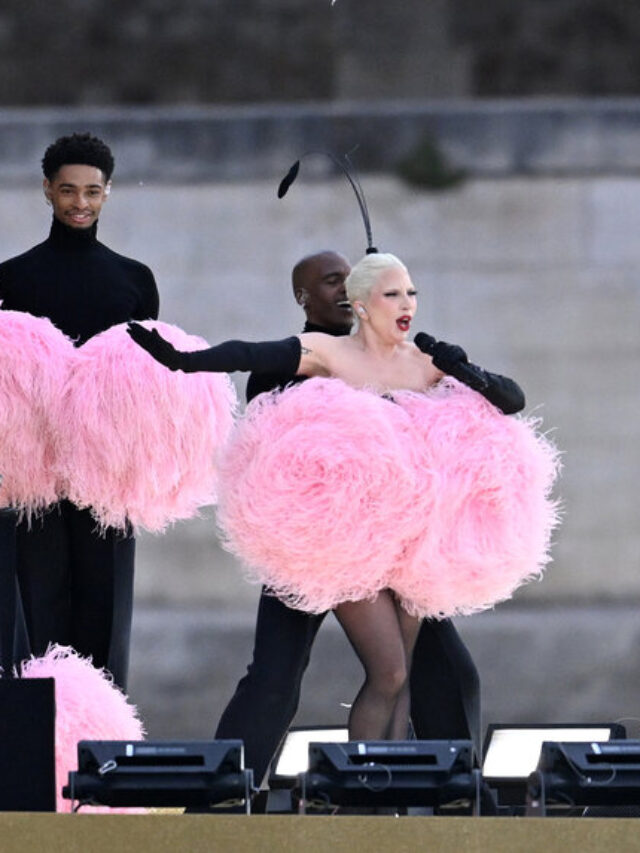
[296,253,353,331]
[43,164,110,229]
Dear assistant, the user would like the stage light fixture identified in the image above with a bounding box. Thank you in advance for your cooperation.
[63,740,253,812]
[482,722,626,810]
[527,739,640,816]
[297,739,480,812]
[269,725,349,788]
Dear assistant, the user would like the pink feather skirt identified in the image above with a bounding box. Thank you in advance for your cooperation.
[216,378,560,618]
[60,321,238,532]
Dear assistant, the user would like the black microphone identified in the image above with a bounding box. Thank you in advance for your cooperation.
[414,332,437,354]
[414,333,489,392]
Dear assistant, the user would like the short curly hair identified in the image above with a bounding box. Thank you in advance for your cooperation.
[41,133,115,181]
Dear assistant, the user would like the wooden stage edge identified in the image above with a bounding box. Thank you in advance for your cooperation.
[1,814,640,853]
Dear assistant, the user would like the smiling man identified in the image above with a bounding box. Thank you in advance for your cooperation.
[0,133,159,688]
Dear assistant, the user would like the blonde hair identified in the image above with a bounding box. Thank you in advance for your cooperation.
[345,252,408,305]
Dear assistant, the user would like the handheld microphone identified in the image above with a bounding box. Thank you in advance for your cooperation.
[414,333,489,392]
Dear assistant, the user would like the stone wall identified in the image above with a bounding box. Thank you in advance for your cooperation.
[2,1,640,105]
[452,0,640,95]
[2,100,640,188]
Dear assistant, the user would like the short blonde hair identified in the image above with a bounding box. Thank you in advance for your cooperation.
[345,252,408,305]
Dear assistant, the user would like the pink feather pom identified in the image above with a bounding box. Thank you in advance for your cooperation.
[20,645,145,813]
[216,378,418,612]
[391,381,561,618]
[0,311,74,517]
[60,321,238,533]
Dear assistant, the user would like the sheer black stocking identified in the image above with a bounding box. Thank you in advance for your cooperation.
[334,590,421,741]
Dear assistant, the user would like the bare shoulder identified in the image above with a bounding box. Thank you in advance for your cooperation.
[406,339,444,388]
[297,331,340,377]
[298,331,339,356]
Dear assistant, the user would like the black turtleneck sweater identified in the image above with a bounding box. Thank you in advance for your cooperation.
[0,217,159,344]
[245,319,351,403]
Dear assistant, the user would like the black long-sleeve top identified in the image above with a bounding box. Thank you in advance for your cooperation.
[0,217,159,344]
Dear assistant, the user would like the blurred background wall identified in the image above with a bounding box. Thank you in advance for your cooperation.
[0,0,639,746]
[2,0,640,104]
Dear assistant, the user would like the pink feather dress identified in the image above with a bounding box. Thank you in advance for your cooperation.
[216,377,560,618]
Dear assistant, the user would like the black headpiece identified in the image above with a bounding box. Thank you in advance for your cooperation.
[277,151,378,254]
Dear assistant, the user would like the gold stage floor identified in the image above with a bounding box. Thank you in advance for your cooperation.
[2,814,640,853]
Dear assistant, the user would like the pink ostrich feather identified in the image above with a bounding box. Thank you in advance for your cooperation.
[20,645,145,813]
[392,382,561,618]
[216,378,418,612]
[0,311,74,517]
[60,321,238,533]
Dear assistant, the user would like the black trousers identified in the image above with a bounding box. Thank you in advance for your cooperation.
[14,500,135,690]
[215,589,481,786]
[0,509,30,672]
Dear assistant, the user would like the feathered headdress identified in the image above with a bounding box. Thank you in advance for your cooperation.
[277,150,378,255]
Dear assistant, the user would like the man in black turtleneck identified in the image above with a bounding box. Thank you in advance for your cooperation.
[0,133,159,689]
[215,250,482,796]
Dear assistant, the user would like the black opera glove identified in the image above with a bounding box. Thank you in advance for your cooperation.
[127,322,302,376]
[414,332,525,415]
[431,340,479,381]
[127,323,184,370]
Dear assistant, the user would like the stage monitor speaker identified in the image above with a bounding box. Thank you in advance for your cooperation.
[0,678,56,811]
[527,739,640,816]
[299,739,479,811]
[63,740,253,810]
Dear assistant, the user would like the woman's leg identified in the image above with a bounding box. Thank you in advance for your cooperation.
[334,591,413,741]
[385,601,422,739]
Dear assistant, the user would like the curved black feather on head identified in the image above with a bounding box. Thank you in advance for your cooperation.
[277,150,378,253]
[277,160,300,198]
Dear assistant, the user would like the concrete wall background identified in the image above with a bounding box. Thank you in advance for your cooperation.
[4,100,640,185]
[3,1,640,105]
[1,103,639,743]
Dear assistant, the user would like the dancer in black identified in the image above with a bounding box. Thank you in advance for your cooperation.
[0,133,159,688]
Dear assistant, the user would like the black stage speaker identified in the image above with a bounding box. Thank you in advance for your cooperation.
[63,740,253,810]
[527,739,640,816]
[0,678,56,811]
[298,739,479,811]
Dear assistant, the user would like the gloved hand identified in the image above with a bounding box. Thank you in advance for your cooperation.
[414,331,525,414]
[430,340,469,375]
[127,323,184,371]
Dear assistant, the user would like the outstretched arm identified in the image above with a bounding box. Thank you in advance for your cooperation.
[414,333,525,415]
[127,323,302,376]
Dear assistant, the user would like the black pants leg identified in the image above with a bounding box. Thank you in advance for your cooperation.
[215,589,326,787]
[15,504,73,652]
[67,503,135,691]
[15,501,134,691]
[0,509,30,671]
[409,618,481,758]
